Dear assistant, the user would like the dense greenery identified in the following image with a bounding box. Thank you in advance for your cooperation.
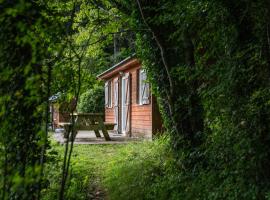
[42,138,129,200]
[0,1,64,199]
[44,136,270,200]
[77,85,104,113]
[1,0,270,199]
[110,0,270,199]
[103,136,172,200]
[42,137,173,200]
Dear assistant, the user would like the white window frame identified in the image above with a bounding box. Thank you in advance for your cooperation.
[121,73,130,134]
[105,80,113,108]
[138,69,150,105]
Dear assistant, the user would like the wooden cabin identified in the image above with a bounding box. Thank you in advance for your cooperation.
[49,96,76,130]
[51,103,70,129]
[97,56,162,138]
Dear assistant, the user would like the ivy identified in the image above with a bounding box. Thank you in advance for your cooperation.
[109,0,270,198]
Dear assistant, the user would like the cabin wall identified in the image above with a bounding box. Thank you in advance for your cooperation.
[53,105,60,128]
[105,107,115,123]
[104,61,158,138]
[105,75,117,124]
[52,104,71,128]
[128,65,152,138]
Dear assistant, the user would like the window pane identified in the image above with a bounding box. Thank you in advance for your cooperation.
[109,81,112,107]
[139,70,144,105]
[105,82,108,107]
[140,69,150,105]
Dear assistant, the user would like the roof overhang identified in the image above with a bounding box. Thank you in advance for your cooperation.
[97,55,139,80]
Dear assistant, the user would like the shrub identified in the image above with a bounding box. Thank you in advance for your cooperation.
[77,86,104,113]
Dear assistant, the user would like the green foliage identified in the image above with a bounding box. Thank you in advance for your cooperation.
[101,134,270,200]
[41,135,270,200]
[103,136,174,200]
[2,0,270,199]
[43,136,178,200]
[77,85,104,113]
[0,0,64,199]
[41,140,94,200]
[110,0,270,198]
[41,137,128,200]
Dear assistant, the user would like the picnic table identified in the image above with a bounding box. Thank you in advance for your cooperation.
[59,113,115,141]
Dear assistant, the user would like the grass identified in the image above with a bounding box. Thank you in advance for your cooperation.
[62,143,128,199]
[42,136,171,200]
[42,138,140,200]
[42,134,270,200]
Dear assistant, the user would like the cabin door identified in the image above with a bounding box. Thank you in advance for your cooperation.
[113,78,120,134]
[121,73,131,135]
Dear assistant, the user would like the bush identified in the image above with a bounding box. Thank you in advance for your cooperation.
[77,86,104,113]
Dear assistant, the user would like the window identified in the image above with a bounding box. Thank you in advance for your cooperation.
[138,69,150,105]
[105,80,112,108]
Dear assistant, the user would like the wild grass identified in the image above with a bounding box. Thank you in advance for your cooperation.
[42,137,129,200]
[102,136,173,200]
[42,136,172,200]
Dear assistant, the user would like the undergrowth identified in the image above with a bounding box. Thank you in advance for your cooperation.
[102,136,174,200]
[42,134,270,200]
[41,138,127,200]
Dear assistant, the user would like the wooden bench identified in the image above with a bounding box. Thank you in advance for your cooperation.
[59,113,115,141]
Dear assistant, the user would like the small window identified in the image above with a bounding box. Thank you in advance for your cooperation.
[105,80,112,108]
[138,69,150,105]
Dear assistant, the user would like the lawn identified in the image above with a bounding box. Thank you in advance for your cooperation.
[42,136,170,200]
[42,140,128,200]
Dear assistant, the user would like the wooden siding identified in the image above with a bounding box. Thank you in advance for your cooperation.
[105,77,117,124]
[52,105,71,128]
[104,59,162,138]
[129,65,152,137]
[105,108,115,123]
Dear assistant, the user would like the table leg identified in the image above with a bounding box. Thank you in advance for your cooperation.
[94,129,101,137]
[98,117,111,141]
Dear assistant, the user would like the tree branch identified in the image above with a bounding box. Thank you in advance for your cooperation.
[135,0,180,135]
[135,0,174,96]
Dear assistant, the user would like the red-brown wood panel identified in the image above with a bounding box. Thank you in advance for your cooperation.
[127,65,152,138]
[105,108,114,123]
[103,61,154,138]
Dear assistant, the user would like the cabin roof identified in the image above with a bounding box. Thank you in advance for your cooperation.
[49,92,62,102]
[97,54,139,80]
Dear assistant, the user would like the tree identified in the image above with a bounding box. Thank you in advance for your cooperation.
[0,0,64,199]
[108,0,270,198]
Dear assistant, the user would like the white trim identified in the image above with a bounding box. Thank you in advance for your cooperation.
[105,80,113,108]
[113,78,119,132]
[121,73,130,135]
[138,69,150,105]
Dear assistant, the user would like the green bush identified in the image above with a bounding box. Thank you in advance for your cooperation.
[77,86,104,113]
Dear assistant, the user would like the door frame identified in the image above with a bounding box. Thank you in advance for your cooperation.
[120,72,131,136]
[113,77,121,134]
